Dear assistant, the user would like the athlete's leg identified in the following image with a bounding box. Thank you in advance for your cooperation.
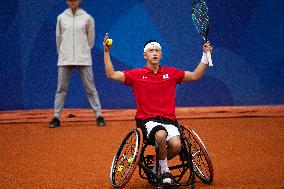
[167,135,181,160]
[145,121,174,183]
[155,130,174,184]
[155,130,168,161]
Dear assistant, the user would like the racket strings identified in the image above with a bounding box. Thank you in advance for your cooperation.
[191,1,209,36]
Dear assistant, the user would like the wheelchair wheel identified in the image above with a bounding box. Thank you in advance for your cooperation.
[181,125,214,184]
[110,128,143,188]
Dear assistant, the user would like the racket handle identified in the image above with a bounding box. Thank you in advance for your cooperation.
[206,52,213,66]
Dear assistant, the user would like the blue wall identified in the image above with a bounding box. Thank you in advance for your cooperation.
[0,0,283,110]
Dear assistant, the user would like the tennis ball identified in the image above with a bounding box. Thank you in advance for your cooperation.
[117,165,124,173]
[127,157,133,164]
[106,39,113,47]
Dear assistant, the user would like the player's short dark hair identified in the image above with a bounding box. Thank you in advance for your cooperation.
[144,40,158,48]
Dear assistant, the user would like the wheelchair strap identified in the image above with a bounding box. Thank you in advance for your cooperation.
[138,117,178,125]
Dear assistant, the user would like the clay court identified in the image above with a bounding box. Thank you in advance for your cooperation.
[1,106,283,188]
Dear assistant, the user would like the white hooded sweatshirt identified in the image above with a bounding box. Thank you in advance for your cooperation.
[56,8,95,66]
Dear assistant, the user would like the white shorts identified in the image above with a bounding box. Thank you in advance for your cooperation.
[145,121,180,141]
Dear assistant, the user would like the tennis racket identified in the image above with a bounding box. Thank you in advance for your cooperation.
[191,0,213,66]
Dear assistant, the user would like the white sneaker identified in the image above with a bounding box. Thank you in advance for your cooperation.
[161,172,173,184]
[152,164,172,184]
[163,177,172,184]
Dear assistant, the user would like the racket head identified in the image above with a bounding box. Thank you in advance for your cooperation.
[191,0,210,42]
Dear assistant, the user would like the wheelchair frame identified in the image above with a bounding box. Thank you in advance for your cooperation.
[110,122,213,188]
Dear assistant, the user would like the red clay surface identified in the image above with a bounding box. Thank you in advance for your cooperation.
[1,107,284,188]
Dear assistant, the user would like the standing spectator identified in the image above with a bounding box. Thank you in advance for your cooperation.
[50,0,105,128]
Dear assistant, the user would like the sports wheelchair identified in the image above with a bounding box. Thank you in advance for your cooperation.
[110,119,214,188]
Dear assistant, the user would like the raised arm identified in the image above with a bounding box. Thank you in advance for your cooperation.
[183,42,213,82]
[103,33,125,83]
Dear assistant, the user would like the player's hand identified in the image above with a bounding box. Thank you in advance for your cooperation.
[103,33,111,52]
[203,41,213,54]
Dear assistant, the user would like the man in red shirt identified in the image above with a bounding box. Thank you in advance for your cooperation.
[103,33,212,183]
